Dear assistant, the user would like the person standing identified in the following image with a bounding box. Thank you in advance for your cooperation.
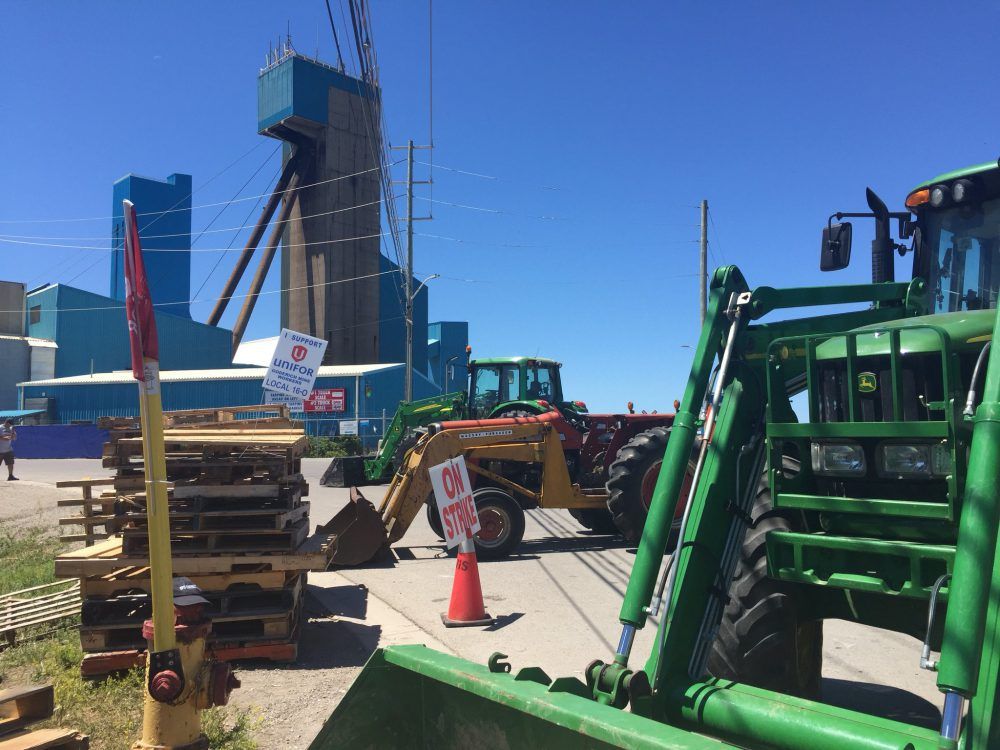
[0,419,17,481]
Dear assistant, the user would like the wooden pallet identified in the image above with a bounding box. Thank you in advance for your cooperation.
[80,640,298,677]
[80,605,300,652]
[79,569,291,599]
[0,685,88,750]
[124,502,309,532]
[1,582,81,649]
[121,517,309,555]
[81,573,304,627]
[55,479,119,547]
[0,727,89,750]
[55,536,329,578]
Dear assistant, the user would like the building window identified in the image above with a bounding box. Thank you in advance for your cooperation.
[29,305,41,325]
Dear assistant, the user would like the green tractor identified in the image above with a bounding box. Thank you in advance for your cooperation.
[310,158,1000,749]
[322,355,586,486]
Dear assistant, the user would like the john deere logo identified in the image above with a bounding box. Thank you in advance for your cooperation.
[858,372,877,393]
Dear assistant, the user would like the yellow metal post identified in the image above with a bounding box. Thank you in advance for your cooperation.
[137,358,176,653]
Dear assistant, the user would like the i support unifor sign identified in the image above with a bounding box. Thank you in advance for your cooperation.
[429,456,481,549]
[264,329,328,399]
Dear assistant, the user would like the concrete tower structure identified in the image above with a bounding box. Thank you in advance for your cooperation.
[258,51,392,365]
[109,173,192,318]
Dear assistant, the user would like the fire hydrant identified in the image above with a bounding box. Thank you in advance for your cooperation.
[133,578,240,750]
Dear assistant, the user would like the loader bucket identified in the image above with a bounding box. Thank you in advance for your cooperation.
[317,487,388,566]
[308,645,734,750]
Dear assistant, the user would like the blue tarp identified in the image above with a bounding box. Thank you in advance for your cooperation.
[11,425,108,459]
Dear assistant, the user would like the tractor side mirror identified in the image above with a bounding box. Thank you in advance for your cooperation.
[821,221,852,271]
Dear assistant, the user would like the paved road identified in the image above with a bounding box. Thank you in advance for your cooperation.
[19,457,946,731]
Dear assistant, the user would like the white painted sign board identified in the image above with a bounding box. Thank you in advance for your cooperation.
[429,456,480,549]
[263,329,328,399]
[265,392,304,411]
[340,420,359,436]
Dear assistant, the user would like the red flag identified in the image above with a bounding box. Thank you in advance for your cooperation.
[122,200,159,381]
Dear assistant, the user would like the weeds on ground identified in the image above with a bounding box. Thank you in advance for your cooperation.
[0,524,64,593]
[0,522,259,749]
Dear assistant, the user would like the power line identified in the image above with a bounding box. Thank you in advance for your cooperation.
[0,231,390,253]
[191,164,282,300]
[6,268,403,316]
[0,163,392,225]
[414,195,564,220]
[415,159,562,191]
[1,195,403,242]
[323,0,345,70]
[706,205,728,266]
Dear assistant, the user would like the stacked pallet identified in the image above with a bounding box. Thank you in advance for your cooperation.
[56,478,119,547]
[55,406,329,676]
[0,684,88,749]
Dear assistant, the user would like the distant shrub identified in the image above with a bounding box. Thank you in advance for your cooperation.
[306,435,363,458]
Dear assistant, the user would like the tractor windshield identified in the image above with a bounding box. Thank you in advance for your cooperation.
[924,196,1000,312]
[470,363,519,417]
[526,365,559,402]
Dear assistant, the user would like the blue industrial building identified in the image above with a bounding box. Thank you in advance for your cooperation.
[19,363,442,444]
[428,322,469,394]
[24,284,232,379]
[109,173,193,318]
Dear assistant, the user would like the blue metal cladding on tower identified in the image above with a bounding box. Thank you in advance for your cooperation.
[109,173,193,319]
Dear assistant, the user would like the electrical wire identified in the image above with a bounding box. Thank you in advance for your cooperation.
[707,205,729,265]
[1,195,403,242]
[414,195,564,220]
[323,0,345,70]
[191,164,281,300]
[0,231,390,253]
[6,268,403,315]
[415,159,561,191]
[0,163,392,225]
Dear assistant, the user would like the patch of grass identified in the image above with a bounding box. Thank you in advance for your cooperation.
[0,523,258,750]
[0,524,64,593]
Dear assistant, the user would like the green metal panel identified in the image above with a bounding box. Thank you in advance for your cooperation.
[767,530,955,599]
[911,160,1000,192]
[775,492,951,520]
[308,646,736,750]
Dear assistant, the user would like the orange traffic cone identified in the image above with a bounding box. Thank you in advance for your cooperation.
[441,539,494,627]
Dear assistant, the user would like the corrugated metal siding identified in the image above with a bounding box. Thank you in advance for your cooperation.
[258,55,376,133]
[109,174,192,318]
[0,281,25,336]
[0,338,29,410]
[20,366,441,442]
[25,285,232,379]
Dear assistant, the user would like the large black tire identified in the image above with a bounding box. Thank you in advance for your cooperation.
[426,500,444,540]
[469,488,526,560]
[707,462,823,698]
[569,508,619,535]
[606,426,675,543]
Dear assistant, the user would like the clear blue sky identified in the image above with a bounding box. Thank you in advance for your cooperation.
[2,2,997,410]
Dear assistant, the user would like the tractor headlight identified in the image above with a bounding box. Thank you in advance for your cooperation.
[811,442,866,476]
[878,443,931,477]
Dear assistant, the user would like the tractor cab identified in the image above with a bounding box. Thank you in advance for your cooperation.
[467,356,571,419]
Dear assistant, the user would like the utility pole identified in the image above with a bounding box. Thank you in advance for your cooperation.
[392,140,433,403]
[700,199,708,325]
[405,139,415,402]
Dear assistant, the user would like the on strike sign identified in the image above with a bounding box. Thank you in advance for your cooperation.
[429,456,480,548]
